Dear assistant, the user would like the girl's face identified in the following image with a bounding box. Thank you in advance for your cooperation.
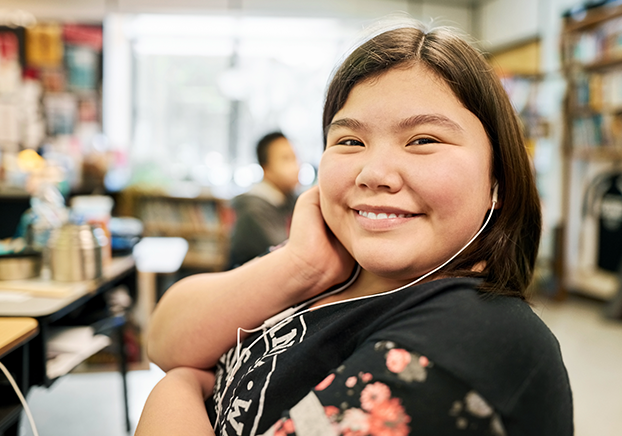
[318,63,494,283]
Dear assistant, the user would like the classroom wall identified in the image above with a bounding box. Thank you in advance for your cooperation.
[479,0,540,49]
[1,0,473,33]
[478,0,581,55]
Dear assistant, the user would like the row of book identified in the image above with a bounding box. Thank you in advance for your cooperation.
[573,69,622,110]
[565,15,622,64]
[137,199,222,232]
[572,113,622,148]
[187,236,225,259]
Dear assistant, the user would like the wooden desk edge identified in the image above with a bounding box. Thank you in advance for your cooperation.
[0,318,39,359]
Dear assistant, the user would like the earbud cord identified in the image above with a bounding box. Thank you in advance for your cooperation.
[0,361,39,436]
[223,201,497,415]
[234,265,362,363]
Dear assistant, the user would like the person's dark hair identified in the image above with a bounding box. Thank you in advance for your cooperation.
[256,131,286,168]
[322,22,541,299]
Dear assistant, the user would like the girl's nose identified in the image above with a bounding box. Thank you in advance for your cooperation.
[354,150,404,193]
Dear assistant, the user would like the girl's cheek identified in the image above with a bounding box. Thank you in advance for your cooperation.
[318,158,341,190]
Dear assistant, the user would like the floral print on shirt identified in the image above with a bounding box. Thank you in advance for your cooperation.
[313,344,421,436]
[263,340,506,436]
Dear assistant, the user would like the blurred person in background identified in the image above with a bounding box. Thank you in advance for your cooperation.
[228,131,300,268]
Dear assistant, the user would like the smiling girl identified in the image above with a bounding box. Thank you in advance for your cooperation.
[137,20,572,436]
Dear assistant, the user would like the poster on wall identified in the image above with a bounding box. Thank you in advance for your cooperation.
[0,25,26,68]
[26,23,63,68]
[0,26,25,94]
[63,24,102,91]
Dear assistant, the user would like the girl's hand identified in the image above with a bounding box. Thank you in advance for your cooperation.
[282,186,355,298]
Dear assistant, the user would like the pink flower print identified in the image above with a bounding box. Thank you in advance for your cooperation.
[360,382,391,411]
[315,373,335,391]
[340,408,370,436]
[346,376,358,388]
[368,398,411,436]
[324,405,341,422]
[419,355,429,367]
[324,405,343,434]
[360,372,373,383]
[386,349,411,373]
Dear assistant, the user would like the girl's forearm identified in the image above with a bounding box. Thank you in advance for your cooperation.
[147,246,328,371]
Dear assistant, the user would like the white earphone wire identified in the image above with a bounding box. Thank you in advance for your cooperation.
[0,361,39,436]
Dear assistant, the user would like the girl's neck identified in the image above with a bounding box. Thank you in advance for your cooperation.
[310,268,420,309]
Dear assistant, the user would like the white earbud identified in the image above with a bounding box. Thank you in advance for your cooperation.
[492,182,499,205]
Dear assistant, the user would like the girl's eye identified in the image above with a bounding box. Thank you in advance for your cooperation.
[338,139,364,147]
[410,137,438,146]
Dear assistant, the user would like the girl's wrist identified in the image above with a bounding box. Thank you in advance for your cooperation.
[276,244,340,300]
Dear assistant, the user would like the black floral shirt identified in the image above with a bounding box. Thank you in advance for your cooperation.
[207,278,573,436]
[264,340,507,436]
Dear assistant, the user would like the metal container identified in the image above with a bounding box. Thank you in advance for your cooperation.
[49,224,107,282]
[0,251,42,280]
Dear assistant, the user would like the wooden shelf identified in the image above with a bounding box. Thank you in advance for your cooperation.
[73,359,151,373]
[564,3,622,33]
[584,56,622,71]
[567,268,619,300]
[560,3,622,300]
[571,147,622,160]
[46,327,112,380]
[143,223,225,237]
[571,106,622,117]
[183,252,227,270]
[118,188,231,270]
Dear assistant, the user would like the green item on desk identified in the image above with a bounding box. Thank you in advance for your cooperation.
[0,237,27,255]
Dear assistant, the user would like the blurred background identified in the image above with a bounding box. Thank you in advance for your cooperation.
[0,0,621,435]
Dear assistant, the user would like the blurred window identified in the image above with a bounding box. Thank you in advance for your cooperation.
[125,15,360,194]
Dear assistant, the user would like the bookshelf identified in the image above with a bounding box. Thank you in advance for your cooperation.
[487,39,556,292]
[560,2,622,300]
[117,189,232,271]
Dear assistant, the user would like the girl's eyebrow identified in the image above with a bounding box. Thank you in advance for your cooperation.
[397,114,464,133]
[326,117,366,134]
[326,114,464,136]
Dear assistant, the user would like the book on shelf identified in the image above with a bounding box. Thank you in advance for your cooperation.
[137,197,224,234]
[565,16,622,65]
[572,114,603,148]
[199,202,220,231]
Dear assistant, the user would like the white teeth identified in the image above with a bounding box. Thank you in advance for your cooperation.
[358,210,411,220]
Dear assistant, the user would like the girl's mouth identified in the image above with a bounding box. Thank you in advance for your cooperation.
[357,210,416,220]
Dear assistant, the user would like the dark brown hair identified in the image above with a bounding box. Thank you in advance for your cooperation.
[256,131,286,168]
[322,23,541,299]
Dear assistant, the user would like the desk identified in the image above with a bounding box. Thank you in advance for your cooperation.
[0,256,135,317]
[0,256,136,433]
[0,318,38,358]
[0,318,38,436]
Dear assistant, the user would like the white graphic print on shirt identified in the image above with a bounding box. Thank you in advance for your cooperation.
[213,315,308,436]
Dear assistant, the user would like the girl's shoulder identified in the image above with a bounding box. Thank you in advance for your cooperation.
[363,277,572,429]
